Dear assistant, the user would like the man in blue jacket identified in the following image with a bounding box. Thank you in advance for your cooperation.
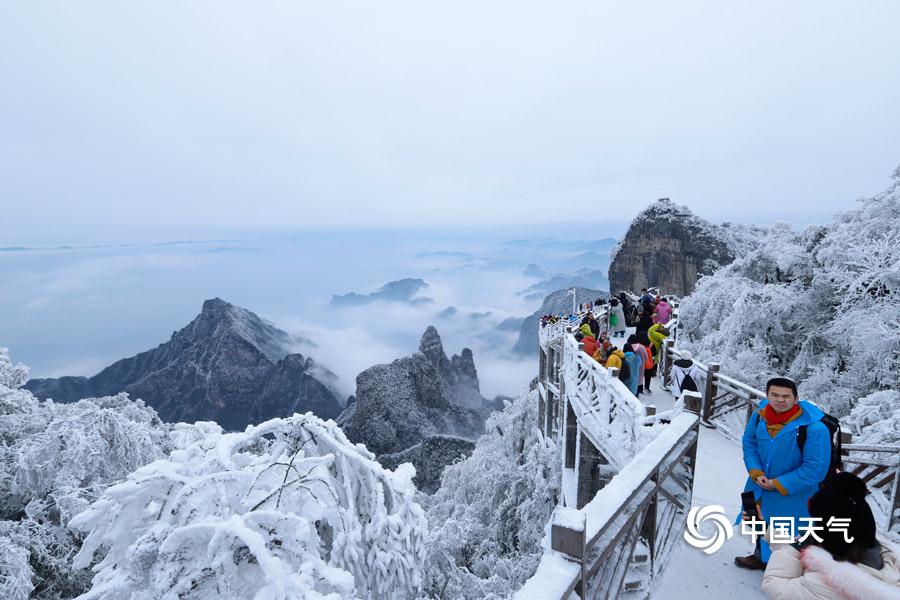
[734,377,830,570]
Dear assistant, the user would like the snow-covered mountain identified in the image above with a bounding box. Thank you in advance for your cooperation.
[608,198,765,296]
[338,327,486,459]
[25,298,343,430]
[330,277,433,307]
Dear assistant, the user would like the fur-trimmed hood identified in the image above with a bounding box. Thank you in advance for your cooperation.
[762,534,900,600]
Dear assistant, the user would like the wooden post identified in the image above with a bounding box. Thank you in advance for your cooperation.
[554,371,565,438]
[840,431,853,456]
[551,508,587,597]
[639,468,660,579]
[890,459,900,531]
[703,363,720,423]
[551,508,586,559]
[537,388,546,434]
[682,391,702,416]
[565,402,578,469]
[662,340,675,389]
[577,430,610,509]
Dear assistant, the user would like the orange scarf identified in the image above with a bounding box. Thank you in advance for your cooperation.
[762,404,802,439]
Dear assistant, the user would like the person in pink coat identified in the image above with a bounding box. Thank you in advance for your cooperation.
[653,297,672,324]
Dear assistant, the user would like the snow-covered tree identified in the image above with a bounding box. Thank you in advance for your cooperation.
[0,348,169,599]
[423,388,559,599]
[677,169,900,427]
[0,534,34,600]
[70,414,427,600]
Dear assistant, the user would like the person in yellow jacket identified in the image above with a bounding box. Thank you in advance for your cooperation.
[647,323,670,358]
[604,348,625,370]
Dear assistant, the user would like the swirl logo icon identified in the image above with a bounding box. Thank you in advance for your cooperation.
[684,505,734,554]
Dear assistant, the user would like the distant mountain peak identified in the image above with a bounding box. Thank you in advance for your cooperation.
[201,296,231,313]
[418,326,445,365]
[26,300,341,430]
[181,298,294,366]
[330,278,432,308]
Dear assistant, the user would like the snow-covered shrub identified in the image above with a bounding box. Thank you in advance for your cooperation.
[678,169,900,428]
[0,534,34,600]
[0,348,170,599]
[70,414,427,600]
[0,348,29,390]
[423,388,559,599]
[842,390,900,446]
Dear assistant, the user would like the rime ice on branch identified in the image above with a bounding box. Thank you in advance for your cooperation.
[70,413,427,600]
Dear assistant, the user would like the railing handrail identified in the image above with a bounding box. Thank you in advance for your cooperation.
[582,412,698,545]
[515,412,699,600]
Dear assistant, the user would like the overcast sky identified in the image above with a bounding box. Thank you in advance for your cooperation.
[2,1,899,242]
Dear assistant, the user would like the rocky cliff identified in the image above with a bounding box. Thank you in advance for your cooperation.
[607,199,742,297]
[418,325,484,410]
[512,286,606,356]
[379,434,476,494]
[337,327,486,459]
[25,298,343,430]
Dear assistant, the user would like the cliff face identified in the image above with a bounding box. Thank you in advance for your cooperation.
[418,326,483,410]
[608,199,737,297]
[25,298,343,430]
[337,327,485,458]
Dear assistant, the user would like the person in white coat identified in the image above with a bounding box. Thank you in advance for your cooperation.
[608,298,627,338]
[758,472,900,600]
[669,351,706,398]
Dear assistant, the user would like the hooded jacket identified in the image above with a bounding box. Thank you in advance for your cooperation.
[762,535,900,600]
[740,399,831,563]
[605,349,625,370]
[654,300,672,324]
[609,304,627,333]
[648,324,667,354]
[670,358,706,398]
[581,334,599,357]
[631,344,649,382]
[622,351,642,395]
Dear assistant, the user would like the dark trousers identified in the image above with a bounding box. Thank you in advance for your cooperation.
[753,538,765,563]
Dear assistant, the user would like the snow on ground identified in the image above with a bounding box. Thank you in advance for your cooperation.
[650,426,767,599]
[571,323,767,598]
[603,323,767,598]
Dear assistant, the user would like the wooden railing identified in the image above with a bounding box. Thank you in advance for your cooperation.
[516,410,700,600]
[526,290,900,600]
[528,302,700,598]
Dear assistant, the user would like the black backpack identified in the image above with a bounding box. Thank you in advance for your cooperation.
[797,413,844,485]
[680,372,698,393]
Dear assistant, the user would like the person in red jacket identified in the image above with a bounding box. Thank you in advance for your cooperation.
[575,331,599,357]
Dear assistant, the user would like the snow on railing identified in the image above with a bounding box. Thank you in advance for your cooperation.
[515,412,699,600]
[559,333,647,469]
[528,296,701,598]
